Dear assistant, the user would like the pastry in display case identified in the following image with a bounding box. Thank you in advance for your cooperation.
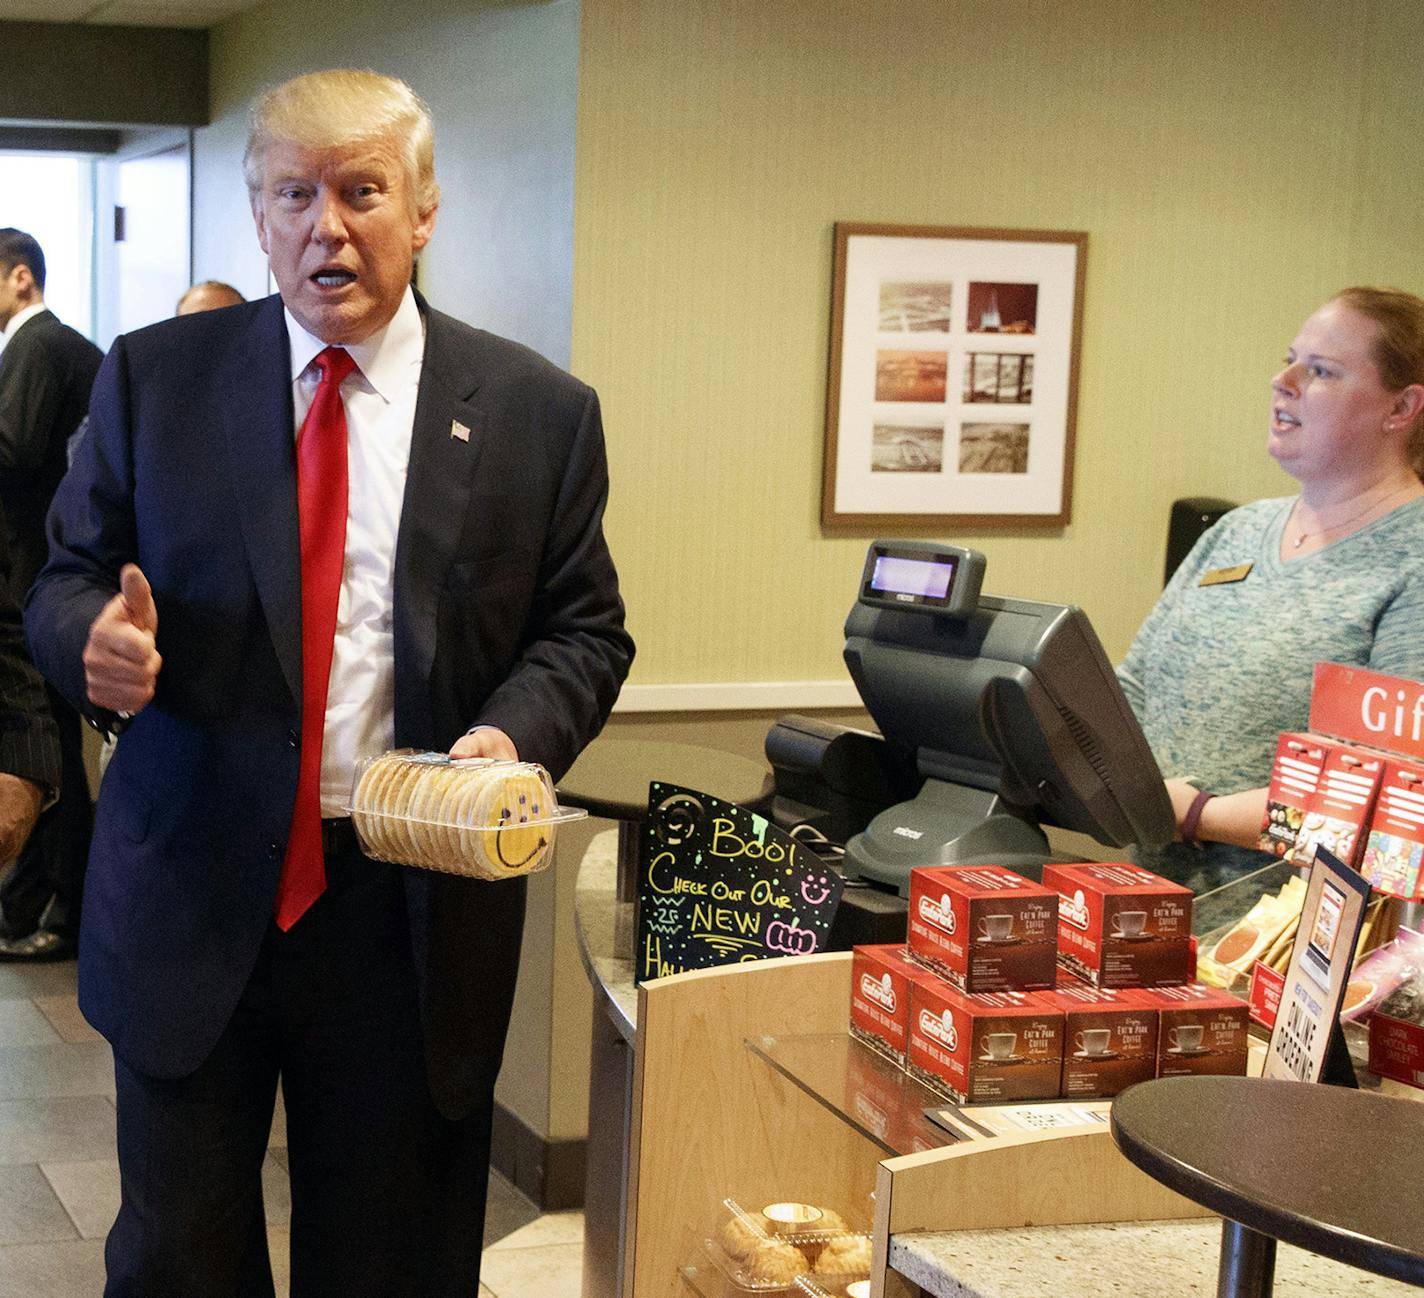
[700,1198,871,1294]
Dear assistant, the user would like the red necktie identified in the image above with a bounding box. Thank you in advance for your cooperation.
[275,346,356,930]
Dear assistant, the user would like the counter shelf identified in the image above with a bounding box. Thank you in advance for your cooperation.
[746,1034,954,1158]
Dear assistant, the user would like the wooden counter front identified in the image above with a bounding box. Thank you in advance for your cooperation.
[626,952,1208,1298]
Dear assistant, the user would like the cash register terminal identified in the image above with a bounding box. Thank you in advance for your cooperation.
[767,540,1174,898]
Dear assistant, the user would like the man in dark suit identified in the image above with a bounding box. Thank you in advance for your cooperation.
[0,526,61,872]
[25,69,632,1297]
[0,228,102,960]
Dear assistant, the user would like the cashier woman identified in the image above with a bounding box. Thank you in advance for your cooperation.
[1117,287,1424,890]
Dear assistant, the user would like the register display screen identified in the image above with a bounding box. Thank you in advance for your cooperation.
[869,554,955,600]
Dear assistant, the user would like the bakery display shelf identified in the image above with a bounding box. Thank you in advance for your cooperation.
[746,1032,953,1158]
[679,1261,773,1298]
[677,1262,718,1296]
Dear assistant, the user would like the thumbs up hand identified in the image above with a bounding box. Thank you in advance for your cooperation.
[83,563,163,715]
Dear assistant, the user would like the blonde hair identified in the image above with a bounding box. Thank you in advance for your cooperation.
[1330,286,1424,478]
[243,69,439,216]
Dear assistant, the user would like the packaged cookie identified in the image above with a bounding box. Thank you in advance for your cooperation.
[707,1199,868,1292]
[347,751,584,879]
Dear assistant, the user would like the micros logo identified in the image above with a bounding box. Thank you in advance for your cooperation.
[860,972,897,1013]
[917,893,956,934]
[1059,888,1090,931]
[920,1007,958,1051]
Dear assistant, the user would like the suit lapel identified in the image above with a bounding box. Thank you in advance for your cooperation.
[392,302,486,744]
[218,297,302,705]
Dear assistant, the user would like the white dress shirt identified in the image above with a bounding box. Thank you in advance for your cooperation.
[2,301,47,345]
[284,288,425,816]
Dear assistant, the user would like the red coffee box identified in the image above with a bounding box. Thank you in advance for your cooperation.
[907,865,1057,993]
[849,944,938,1065]
[1260,733,1334,860]
[1039,979,1159,1098]
[1287,745,1385,870]
[1137,983,1249,1078]
[1041,861,1193,989]
[1360,757,1424,900]
[906,976,1064,1104]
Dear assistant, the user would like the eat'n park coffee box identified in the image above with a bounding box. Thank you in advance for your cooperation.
[1135,983,1249,1079]
[906,976,1063,1105]
[849,944,940,1066]
[1041,862,1193,989]
[1260,733,1334,860]
[1039,978,1159,1098]
[907,865,1057,993]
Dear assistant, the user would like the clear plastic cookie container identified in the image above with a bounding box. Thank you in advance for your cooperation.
[705,1198,873,1293]
[347,750,586,880]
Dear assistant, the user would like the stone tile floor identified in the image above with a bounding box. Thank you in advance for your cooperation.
[0,959,583,1296]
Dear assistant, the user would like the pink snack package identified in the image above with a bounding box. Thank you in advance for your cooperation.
[1340,926,1424,1023]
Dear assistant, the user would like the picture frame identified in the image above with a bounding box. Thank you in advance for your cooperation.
[822,223,1087,531]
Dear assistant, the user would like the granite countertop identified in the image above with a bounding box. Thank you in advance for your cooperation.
[891,1219,1420,1297]
[573,828,638,1040]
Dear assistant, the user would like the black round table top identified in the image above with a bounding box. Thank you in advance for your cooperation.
[555,738,773,822]
[1111,1075,1424,1285]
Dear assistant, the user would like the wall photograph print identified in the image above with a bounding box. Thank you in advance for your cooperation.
[822,223,1087,530]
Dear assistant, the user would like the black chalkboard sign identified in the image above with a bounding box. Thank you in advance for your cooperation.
[636,782,843,984]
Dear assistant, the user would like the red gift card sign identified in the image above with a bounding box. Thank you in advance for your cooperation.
[1311,664,1424,761]
[1248,960,1285,1030]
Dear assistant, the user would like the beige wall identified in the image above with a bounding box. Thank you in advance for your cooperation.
[574,0,1424,688]
[195,0,579,366]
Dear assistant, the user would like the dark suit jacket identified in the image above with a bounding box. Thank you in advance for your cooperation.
[0,521,60,806]
[24,293,633,1118]
[0,308,103,597]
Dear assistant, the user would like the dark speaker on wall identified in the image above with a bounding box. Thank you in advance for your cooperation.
[1164,496,1236,586]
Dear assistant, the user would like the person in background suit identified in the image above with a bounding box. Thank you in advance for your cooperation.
[0,524,61,873]
[25,68,633,1297]
[176,279,246,316]
[0,228,102,961]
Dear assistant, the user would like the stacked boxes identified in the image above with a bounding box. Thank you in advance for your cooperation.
[851,860,1248,1106]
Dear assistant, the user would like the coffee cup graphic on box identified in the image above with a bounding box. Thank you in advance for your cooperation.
[981,1030,1017,1060]
[907,865,1056,993]
[1168,1023,1204,1053]
[978,913,1015,943]
[1076,1027,1111,1056]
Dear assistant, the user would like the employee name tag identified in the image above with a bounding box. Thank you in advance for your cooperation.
[1199,563,1252,587]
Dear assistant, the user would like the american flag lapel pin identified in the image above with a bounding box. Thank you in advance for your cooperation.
[450,420,471,443]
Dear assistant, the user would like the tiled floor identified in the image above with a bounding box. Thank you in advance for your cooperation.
[0,958,584,1297]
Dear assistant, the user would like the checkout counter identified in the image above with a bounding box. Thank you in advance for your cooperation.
[571,541,1416,1297]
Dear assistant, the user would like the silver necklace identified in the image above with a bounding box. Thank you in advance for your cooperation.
[1290,484,1412,549]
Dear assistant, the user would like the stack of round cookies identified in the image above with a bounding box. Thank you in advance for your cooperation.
[713,1201,872,1288]
[350,752,559,879]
